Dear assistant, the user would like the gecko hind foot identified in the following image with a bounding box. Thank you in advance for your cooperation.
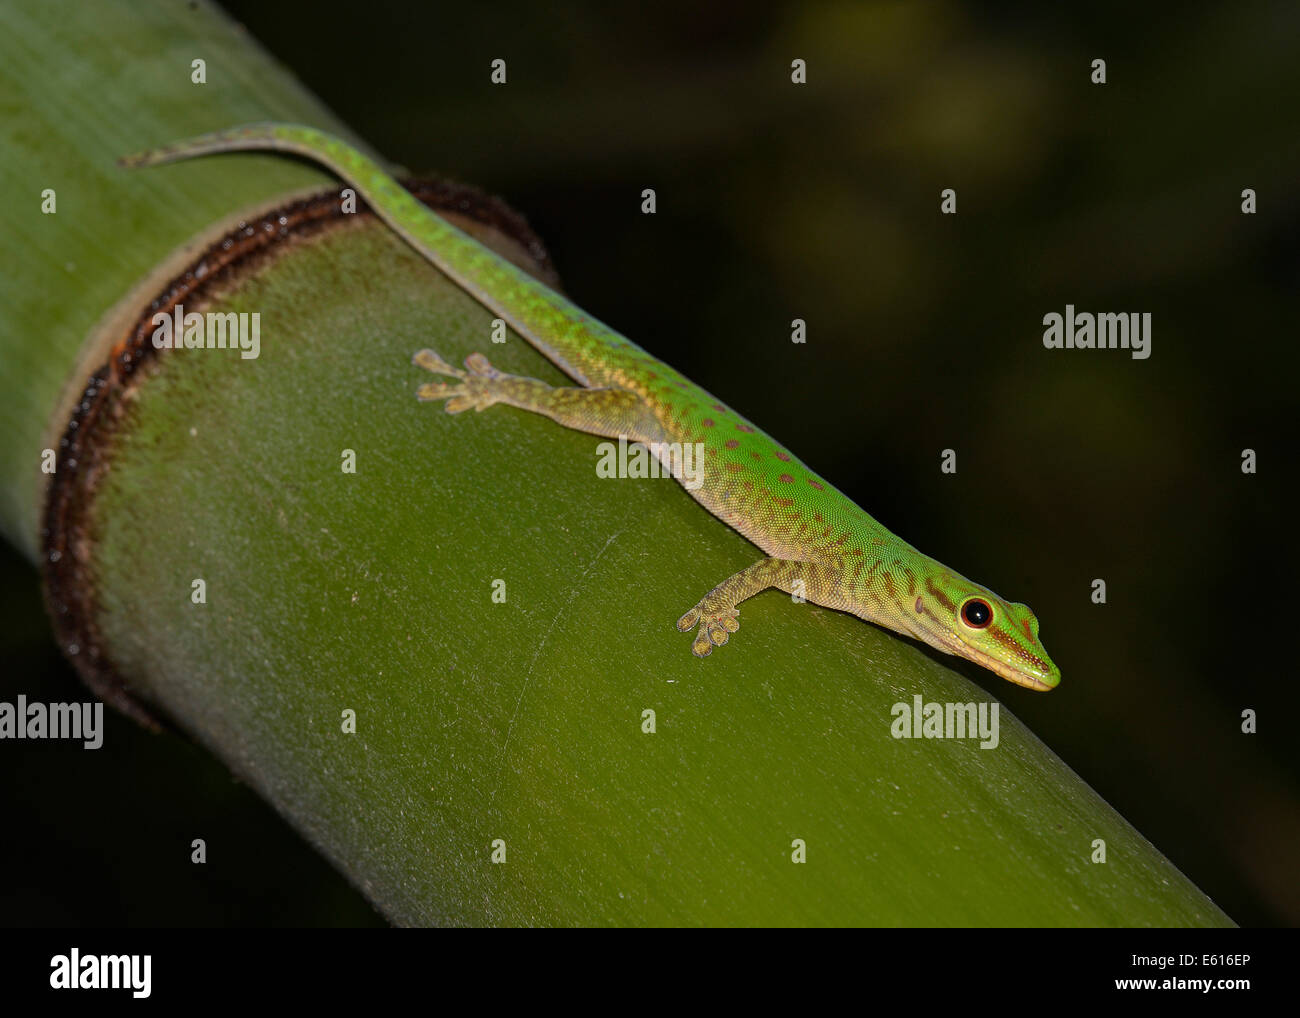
[676,599,741,657]
[413,348,502,413]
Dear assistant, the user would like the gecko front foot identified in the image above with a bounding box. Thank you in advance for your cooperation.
[413,349,503,413]
[676,597,741,657]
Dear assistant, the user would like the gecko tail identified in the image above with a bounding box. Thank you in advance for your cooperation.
[117,122,320,169]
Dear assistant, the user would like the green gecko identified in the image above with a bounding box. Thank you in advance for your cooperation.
[121,123,1061,691]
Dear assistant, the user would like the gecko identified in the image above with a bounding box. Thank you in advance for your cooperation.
[121,123,1061,691]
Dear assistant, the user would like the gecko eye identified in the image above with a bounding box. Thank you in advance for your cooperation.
[960,598,992,629]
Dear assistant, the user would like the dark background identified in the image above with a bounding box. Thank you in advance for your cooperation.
[2,0,1297,926]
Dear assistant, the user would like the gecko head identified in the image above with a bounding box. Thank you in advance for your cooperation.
[911,571,1061,691]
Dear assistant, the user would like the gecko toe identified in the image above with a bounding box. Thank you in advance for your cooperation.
[417,381,459,402]
[413,348,461,377]
[416,363,498,412]
[464,352,498,377]
[679,598,740,656]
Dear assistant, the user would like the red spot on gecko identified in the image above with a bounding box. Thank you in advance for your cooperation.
[808,479,824,490]
[736,424,754,433]
[726,462,744,473]
[779,474,793,483]
[711,403,726,413]
[775,451,791,462]
[1021,618,1035,641]
[725,439,740,449]
[774,497,794,507]
[813,513,824,523]
[751,452,762,460]
[702,418,715,427]
[852,548,864,556]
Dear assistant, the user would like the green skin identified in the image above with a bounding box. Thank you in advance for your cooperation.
[121,123,1060,691]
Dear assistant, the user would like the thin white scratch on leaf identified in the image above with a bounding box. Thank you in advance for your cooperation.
[490,529,624,804]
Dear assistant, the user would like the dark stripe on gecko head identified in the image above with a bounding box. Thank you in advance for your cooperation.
[925,578,956,613]
[989,625,1049,671]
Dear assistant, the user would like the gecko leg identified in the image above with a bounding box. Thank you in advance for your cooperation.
[414,348,660,440]
[676,558,831,657]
